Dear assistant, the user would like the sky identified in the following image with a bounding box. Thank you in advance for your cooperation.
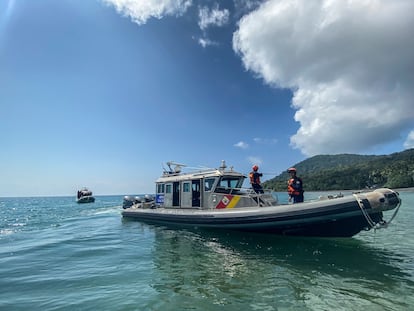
[1,0,413,197]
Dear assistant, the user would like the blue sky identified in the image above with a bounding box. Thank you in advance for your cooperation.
[1,0,413,197]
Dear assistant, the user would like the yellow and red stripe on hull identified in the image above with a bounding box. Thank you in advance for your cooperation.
[215,195,240,209]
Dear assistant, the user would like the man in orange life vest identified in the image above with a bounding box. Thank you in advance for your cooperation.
[249,165,264,193]
[287,167,304,203]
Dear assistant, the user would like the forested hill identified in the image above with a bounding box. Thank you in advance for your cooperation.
[263,148,414,191]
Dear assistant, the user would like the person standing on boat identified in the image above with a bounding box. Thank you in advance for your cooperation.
[287,167,304,203]
[250,165,264,193]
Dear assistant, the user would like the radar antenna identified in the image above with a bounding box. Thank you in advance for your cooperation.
[166,161,186,174]
[219,160,227,171]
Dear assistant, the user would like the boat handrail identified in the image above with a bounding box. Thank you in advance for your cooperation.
[214,186,273,196]
[219,187,277,207]
[161,168,222,178]
[160,163,244,178]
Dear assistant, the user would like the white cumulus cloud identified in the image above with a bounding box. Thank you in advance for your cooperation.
[234,141,249,149]
[198,4,230,31]
[233,0,414,156]
[404,131,414,149]
[197,37,218,48]
[102,0,192,25]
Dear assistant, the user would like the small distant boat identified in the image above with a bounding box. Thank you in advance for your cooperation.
[122,161,402,237]
[76,188,95,204]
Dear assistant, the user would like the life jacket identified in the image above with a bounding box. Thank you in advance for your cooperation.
[288,177,303,196]
[249,172,261,185]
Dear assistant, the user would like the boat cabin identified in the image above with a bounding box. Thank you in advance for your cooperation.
[155,161,277,209]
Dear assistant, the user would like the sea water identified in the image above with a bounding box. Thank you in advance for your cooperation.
[0,191,413,311]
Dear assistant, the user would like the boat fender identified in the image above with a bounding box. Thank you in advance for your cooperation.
[354,188,402,230]
[360,192,384,210]
[364,188,399,211]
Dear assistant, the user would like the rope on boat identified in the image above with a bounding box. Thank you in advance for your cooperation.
[381,192,402,228]
[353,191,402,231]
[354,194,377,229]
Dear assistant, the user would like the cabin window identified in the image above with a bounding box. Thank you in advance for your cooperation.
[166,184,172,193]
[183,182,190,192]
[192,180,201,207]
[157,183,165,193]
[204,178,216,191]
[192,181,200,192]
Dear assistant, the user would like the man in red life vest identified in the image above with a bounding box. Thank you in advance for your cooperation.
[249,165,264,193]
[287,167,304,203]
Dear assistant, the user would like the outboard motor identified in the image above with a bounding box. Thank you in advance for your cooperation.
[144,194,155,202]
[123,195,142,209]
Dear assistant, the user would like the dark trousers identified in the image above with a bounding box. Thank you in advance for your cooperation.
[252,184,264,193]
[292,193,304,203]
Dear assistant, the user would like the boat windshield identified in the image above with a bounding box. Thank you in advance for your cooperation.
[218,176,243,189]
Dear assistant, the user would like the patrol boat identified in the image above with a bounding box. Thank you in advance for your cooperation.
[122,161,401,237]
[76,188,95,204]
